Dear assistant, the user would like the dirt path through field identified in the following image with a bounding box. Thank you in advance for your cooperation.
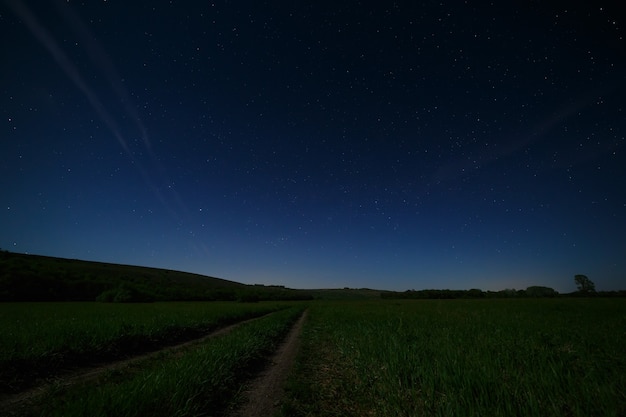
[228,310,307,417]
[0,312,274,414]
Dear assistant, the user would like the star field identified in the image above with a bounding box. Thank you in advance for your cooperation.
[1,0,625,291]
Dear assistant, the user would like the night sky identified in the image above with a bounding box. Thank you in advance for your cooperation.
[2,1,625,292]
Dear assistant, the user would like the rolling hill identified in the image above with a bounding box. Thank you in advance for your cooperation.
[0,251,311,302]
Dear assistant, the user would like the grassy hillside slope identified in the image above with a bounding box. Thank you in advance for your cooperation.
[0,251,311,302]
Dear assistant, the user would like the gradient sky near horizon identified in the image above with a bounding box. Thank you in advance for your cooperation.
[2,0,625,292]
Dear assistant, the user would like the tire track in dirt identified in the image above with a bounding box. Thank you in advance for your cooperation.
[228,310,308,417]
[0,311,276,414]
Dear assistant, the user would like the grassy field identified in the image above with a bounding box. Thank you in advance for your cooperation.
[0,301,290,394]
[282,298,626,417]
[4,298,625,416]
[15,305,306,417]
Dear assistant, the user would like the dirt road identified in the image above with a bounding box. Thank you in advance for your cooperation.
[228,310,307,417]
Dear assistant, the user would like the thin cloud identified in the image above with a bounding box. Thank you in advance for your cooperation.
[6,0,191,224]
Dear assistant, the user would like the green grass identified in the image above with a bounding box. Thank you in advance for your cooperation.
[23,306,306,417]
[0,301,290,393]
[5,297,624,416]
[282,299,626,417]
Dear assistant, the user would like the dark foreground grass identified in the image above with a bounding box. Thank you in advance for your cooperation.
[13,306,306,417]
[282,299,626,417]
[0,301,289,394]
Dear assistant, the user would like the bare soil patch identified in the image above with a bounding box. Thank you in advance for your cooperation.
[228,310,308,417]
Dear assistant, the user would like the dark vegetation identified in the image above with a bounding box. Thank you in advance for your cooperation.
[574,273,596,294]
[381,287,552,300]
[305,287,390,300]
[381,286,561,299]
[381,278,624,300]
[0,250,621,303]
[0,251,312,302]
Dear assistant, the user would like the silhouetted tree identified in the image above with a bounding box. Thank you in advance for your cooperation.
[574,274,596,294]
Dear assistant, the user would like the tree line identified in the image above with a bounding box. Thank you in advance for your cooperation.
[381,275,626,300]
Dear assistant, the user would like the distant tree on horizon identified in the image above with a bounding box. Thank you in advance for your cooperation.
[574,274,596,294]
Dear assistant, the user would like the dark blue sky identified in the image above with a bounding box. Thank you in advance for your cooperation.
[2,0,625,292]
